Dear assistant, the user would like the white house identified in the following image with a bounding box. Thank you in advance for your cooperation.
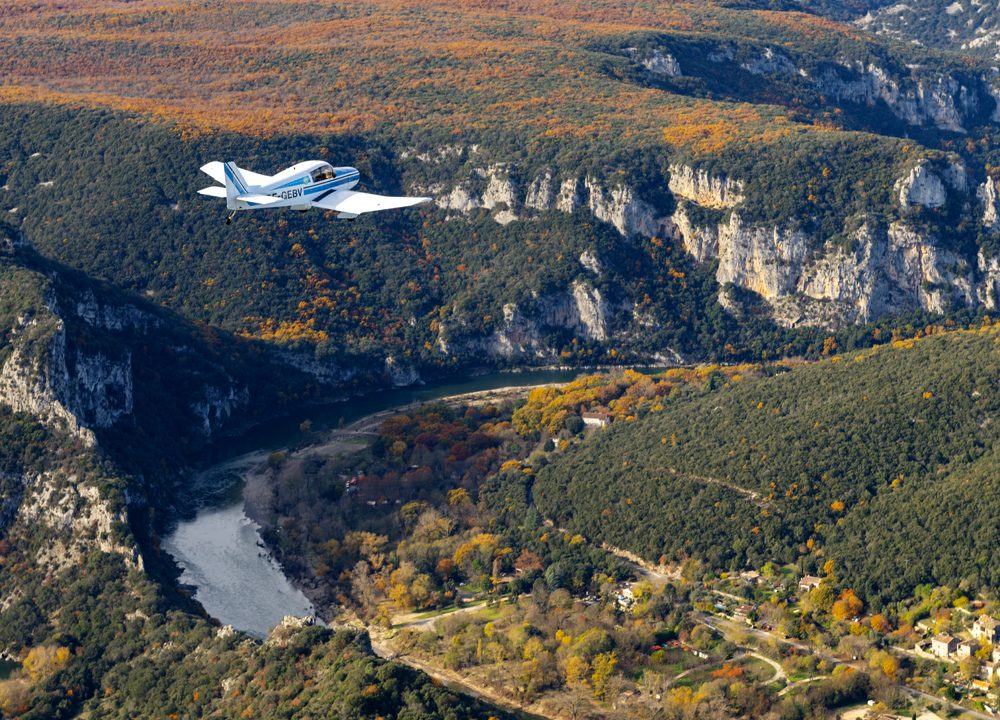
[582,411,611,428]
[973,615,1000,644]
[931,634,958,658]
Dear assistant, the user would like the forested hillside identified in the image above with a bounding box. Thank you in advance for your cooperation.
[0,229,512,719]
[0,102,831,371]
[3,1,1000,372]
[532,324,1000,607]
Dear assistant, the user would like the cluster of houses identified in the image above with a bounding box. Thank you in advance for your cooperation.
[929,615,1000,678]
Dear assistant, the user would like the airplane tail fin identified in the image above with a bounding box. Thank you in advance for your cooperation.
[223,162,251,209]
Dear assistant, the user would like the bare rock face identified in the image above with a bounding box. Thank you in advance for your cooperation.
[714,214,811,301]
[422,159,667,237]
[812,62,983,133]
[436,280,611,360]
[977,251,1000,309]
[556,178,582,213]
[190,382,251,437]
[628,48,681,77]
[383,355,421,388]
[668,165,745,209]
[741,47,798,76]
[671,205,719,261]
[565,281,608,342]
[0,317,131,446]
[897,162,947,209]
[584,177,665,238]
[480,164,520,225]
[525,172,555,210]
[19,478,142,575]
[978,177,1000,227]
[579,250,603,276]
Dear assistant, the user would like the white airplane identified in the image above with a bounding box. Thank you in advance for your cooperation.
[198,160,431,224]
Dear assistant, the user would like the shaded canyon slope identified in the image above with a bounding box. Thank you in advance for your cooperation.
[0,226,514,719]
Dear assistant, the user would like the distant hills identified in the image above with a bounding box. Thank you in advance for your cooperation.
[3,2,1000,374]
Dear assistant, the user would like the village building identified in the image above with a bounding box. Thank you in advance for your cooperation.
[973,615,1000,643]
[581,411,611,428]
[798,575,822,591]
[931,634,959,658]
[957,639,980,659]
[616,586,635,611]
[733,604,755,624]
[739,570,762,585]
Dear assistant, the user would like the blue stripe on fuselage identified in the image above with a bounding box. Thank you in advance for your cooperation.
[304,173,358,195]
[266,173,359,200]
[272,171,359,192]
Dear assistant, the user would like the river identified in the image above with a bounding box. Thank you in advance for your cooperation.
[162,368,586,638]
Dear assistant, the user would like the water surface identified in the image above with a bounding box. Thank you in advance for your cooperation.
[163,368,621,637]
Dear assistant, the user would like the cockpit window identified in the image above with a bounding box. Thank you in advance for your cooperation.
[311,165,335,182]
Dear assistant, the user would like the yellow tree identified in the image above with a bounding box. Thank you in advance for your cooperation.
[565,655,589,687]
[591,651,617,700]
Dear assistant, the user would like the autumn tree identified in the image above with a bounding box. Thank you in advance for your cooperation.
[565,655,589,687]
[591,651,617,700]
[832,589,863,621]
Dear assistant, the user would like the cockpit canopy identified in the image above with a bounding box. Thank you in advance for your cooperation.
[310,164,336,183]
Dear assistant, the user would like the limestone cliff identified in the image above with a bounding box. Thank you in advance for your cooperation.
[410,149,1000,332]
[436,279,611,360]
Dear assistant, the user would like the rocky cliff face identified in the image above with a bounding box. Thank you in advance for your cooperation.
[668,160,990,329]
[436,278,612,361]
[811,62,988,133]
[0,241,314,447]
[418,160,668,238]
[0,309,132,446]
[410,149,1000,332]
[667,164,745,209]
[18,478,142,577]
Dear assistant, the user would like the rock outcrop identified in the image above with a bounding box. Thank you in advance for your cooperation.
[978,177,1000,227]
[811,62,986,133]
[668,165,745,209]
[436,280,612,360]
[627,48,681,77]
[897,162,947,209]
[411,147,1000,333]
[19,478,142,574]
[0,317,131,446]
[420,163,668,238]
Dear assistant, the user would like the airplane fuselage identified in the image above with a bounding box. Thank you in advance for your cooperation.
[233,161,359,210]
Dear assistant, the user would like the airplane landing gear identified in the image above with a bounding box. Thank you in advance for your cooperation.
[226,211,236,225]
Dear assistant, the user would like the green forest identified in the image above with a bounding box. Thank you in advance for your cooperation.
[532,325,1000,607]
[0,102,987,381]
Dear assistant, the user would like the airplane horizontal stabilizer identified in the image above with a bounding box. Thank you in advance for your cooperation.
[199,161,226,185]
[197,186,227,198]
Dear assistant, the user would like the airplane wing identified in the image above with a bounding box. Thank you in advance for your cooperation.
[311,190,432,216]
[200,161,273,187]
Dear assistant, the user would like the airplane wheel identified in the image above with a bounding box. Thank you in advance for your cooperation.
[226,217,232,225]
